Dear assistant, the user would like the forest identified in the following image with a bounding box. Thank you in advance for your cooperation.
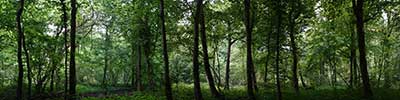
[1,0,400,100]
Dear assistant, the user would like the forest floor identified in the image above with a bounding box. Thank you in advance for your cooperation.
[1,83,399,100]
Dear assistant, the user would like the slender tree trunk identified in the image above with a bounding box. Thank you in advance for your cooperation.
[225,36,232,90]
[299,70,307,88]
[215,43,222,91]
[350,32,355,88]
[383,11,392,88]
[16,0,25,99]
[352,0,373,98]
[289,15,299,95]
[103,28,110,93]
[354,56,359,87]
[145,48,154,90]
[193,0,203,100]
[199,2,221,98]
[136,45,142,91]
[131,44,135,89]
[244,0,256,99]
[275,1,283,99]
[349,22,356,89]
[50,62,56,92]
[288,0,301,94]
[69,0,77,99]
[264,33,270,85]
[160,0,173,99]
[22,22,32,100]
[1,61,3,87]
[61,0,69,98]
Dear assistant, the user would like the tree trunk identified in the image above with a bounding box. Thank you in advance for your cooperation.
[352,0,373,98]
[160,0,173,99]
[61,0,69,98]
[299,70,307,88]
[349,29,356,88]
[145,47,154,90]
[275,1,283,99]
[103,28,110,93]
[288,0,301,94]
[16,0,25,99]
[136,45,142,91]
[381,13,391,88]
[199,2,221,98]
[193,0,203,100]
[50,62,56,92]
[264,32,270,85]
[69,0,77,99]
[354,56,359,87]
[289,13,299,95]
[131,43,135,89]
[22,21,32,100]
[225,35,232,90]
[244,0,256,99]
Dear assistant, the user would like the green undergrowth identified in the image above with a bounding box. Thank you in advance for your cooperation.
[1,83,399,100]
[80,83,400,100]
[82,92,163,100]
[77,84,104,94]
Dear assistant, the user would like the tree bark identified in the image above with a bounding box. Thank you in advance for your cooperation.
[244,0,256,99]
[136,45,142,91]
[50,61,56,92]
[299,70,307,88]
[199,2,221,98]
[350,29,356,88]
[289,13,299,95]
[160,0,173,99]
[225,35,232,90]
[145,48,154,90]
[352,0,373,98]
[131,43,135,88]
[264,32,270,85]
[21,19,32,100]
[16,0,25,100]
[103,28,110,93]
[193,0,203,100]
[61,0,69,99]
[69,0,77,99]
[275,1,283,100]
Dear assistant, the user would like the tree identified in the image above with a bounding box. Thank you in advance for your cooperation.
[193,0,204,100]
[103,25,111,92]
[69,0,78,99]
[199,1,221,98]
[60,0,69,99]
[352,0,373,98]
[160,0,173,99]
[136,44,142,91]
[244,0,256,99]
[16,0,25,100]
[225,31,236,90]
[349,25,356,89]
[275,0,283,99]
[288,0,300,94]
[22,8,32,100]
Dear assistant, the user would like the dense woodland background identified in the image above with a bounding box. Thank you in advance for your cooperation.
[1,0,400,100]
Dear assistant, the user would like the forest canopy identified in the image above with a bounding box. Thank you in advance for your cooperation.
[1,0,400,100]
